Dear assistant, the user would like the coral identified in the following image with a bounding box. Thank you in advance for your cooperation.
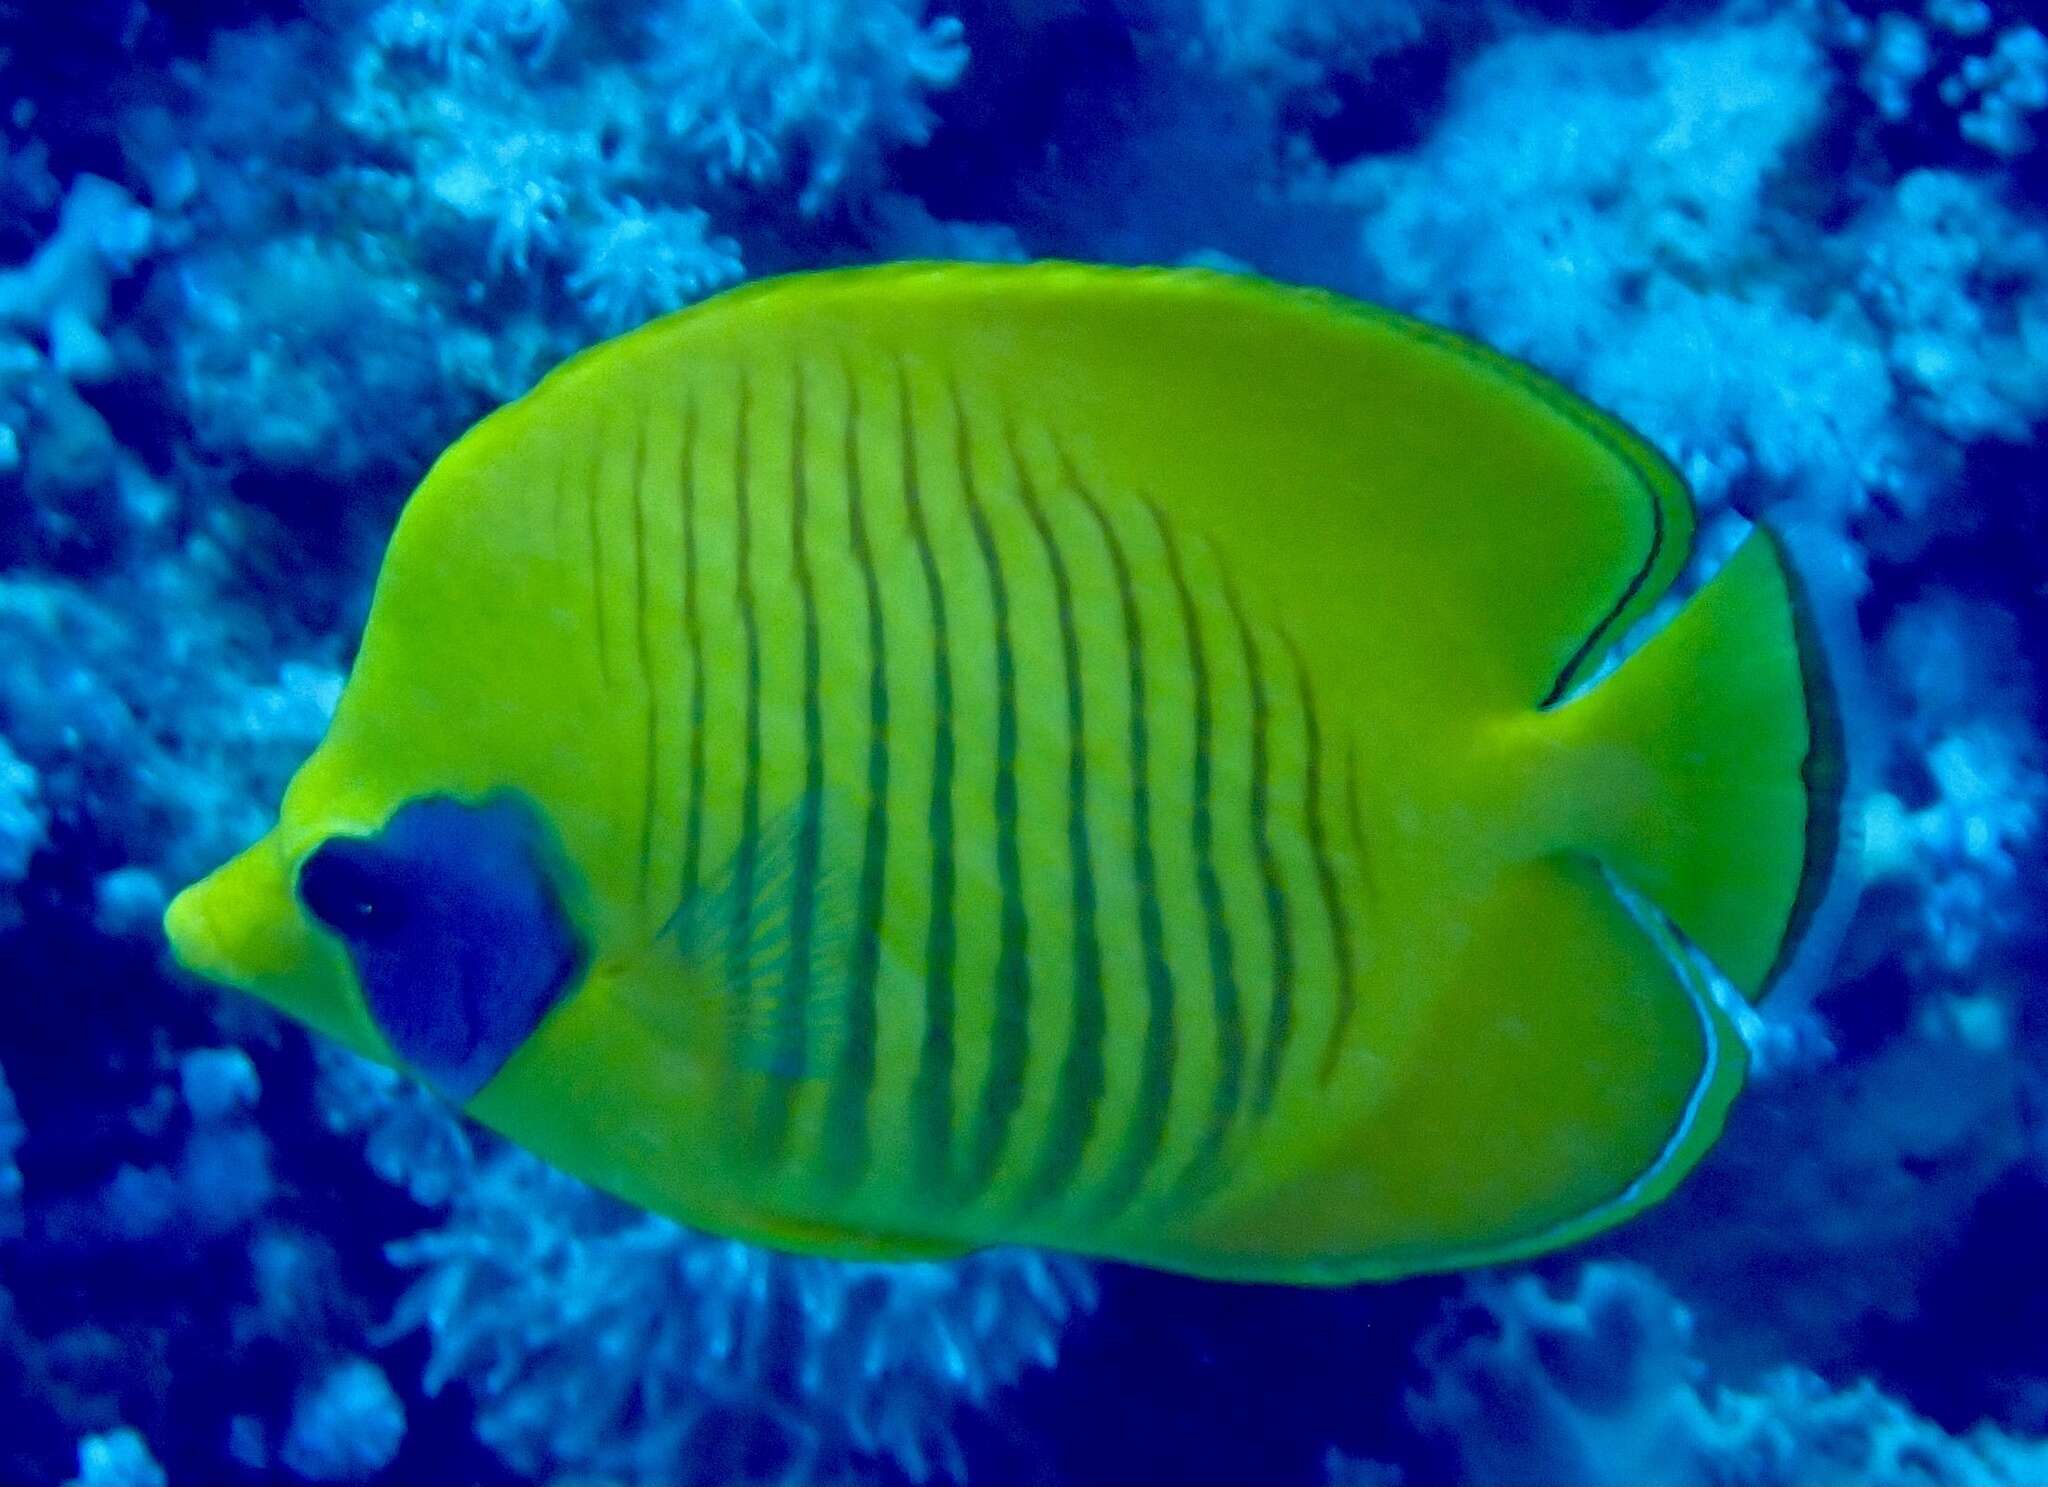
[280,1356,408,1483]
[1193,0,1427,89]
[1840,3,2048,158]
[1854,170,2048,447]
[0,565,343,910]
[315,1042,1099,1483]
[0,731,45,898]
[0,173,161,546]
[1335,12,1886,509]
[315,1045,477,1209]
[1334,8,2048,531]
[568,198,744,334]
[343,0,967,287]
[53,1044,274,1246]
[644,0,969,212]
[385,1145,1097,1484]
[1941,23,2048,158]
[1620,978,2032,1375]
[67,1428,167,1487]
[1863,593,2044,975]
[167,232,503,481]
[1410,1263,2048,1486]
[0,173,151,384]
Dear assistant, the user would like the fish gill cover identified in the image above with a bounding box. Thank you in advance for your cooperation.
[0,0,2044,1482]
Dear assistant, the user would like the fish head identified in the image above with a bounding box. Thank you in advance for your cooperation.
[164,409,653,1102]
[165,759,595,1098]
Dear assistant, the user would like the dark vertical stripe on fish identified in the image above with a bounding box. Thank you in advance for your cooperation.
[1072,465,1176,1222]
[1153,509,1243,1203]
[1013,428,1104,1216]
[550,436,573,563]
[1346,743,1376,906]
[900,362,957,1192]
[757,366,825,1156]
[586,422,611,687]
[726,371,764,1068]
[1235,582,1294,1118]
[957,384,1031,1199]
[629,417,658,912]
[819,359,887,1194]
[678,399,708,906]
[1300,652,1359,1086]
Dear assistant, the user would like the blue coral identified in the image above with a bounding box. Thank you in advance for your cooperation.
[383,1146,1094,1483]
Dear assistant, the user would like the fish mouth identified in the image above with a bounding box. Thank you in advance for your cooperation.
[162,835,393,1064]
[163,838,292,993]
[163,877,236,988]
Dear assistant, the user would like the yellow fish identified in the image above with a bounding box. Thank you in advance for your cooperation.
[165,264,1841,1283]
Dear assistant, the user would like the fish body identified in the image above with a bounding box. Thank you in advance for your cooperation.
[165,264,1840,1282]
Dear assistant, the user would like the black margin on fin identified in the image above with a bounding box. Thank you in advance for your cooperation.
[1757,527,1847,994]
[1539,444,1668,710]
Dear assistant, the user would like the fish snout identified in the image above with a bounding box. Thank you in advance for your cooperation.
[162,834,392,1063]
[164,836,299,992]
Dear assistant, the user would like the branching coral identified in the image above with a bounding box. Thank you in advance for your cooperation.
[66,1427,167,1487]
[0,173,160,540]
[0,732,45,908]
[169,232,504,480]
[280,1356,408,1483]
[316,1042,1100,1483]
[1855,169,2048,448]
[383,1145,1096,1484]
[0,568,341,914]
[568,198,744,334]
[344,0,966,291]
[1864,593,2044,976]
[1334,8,2048,530]
[646,0,968,212]
[1410,1263,2048,1485]
[1844,2,2048,159]
[1192,0,1427,90]
[1335,12,1883,507]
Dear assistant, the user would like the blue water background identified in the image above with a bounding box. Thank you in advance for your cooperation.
[1,0,2045,1482]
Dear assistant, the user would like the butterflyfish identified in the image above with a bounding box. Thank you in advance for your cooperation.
[164,263,1842,1283]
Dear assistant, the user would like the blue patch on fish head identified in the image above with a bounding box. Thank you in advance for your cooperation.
[295,794,585,1104]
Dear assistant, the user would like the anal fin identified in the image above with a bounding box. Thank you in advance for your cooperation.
[1180,855,1744,1282]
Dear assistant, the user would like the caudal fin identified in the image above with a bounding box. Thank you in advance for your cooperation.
[1550,529,1845,998]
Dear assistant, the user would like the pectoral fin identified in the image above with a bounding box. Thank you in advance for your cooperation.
[617,792,857,1082]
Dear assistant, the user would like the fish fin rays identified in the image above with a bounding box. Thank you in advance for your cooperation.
[622,790,865,1082]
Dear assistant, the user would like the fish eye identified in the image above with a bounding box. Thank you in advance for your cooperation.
[297,838,405,940]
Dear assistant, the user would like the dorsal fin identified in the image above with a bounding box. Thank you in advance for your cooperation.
[555,261,1696,726]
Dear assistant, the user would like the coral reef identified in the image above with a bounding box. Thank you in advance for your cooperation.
[384,1144,1095,1483]
[1408,1263,2048,1486]
[0,0,2043,1482]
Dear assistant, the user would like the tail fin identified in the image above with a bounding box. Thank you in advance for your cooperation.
[1549,529,1845,998]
